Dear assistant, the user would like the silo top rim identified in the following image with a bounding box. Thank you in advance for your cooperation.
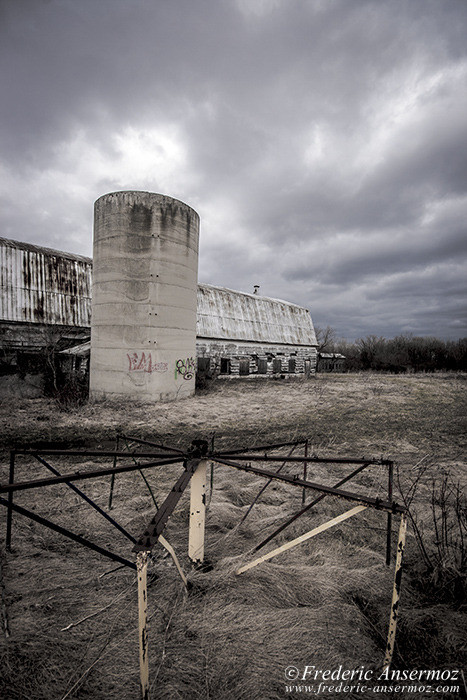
[95,191,199,217]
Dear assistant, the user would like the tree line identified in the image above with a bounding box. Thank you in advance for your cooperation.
[316,327,467,373]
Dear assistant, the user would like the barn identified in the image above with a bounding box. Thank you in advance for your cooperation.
[0,236,317,393]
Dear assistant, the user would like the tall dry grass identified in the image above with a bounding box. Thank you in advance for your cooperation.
[0,374,466,698]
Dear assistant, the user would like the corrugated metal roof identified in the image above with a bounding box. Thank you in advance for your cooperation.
[0,237,92,327]
[197,284,317,346]
[0,239,317,347]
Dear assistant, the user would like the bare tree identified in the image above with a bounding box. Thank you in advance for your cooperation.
[314,325,336,353]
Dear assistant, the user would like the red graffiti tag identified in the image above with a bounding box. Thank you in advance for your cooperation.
[127,352,168,374]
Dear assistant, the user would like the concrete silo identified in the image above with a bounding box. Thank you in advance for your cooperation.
[90,191,199,402]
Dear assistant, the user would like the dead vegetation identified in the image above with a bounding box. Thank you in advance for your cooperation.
[0,373,466,699]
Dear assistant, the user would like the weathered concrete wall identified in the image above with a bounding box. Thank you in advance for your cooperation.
[89,191,199,402]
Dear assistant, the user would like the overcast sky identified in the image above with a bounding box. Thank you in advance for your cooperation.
[1,0,466,340]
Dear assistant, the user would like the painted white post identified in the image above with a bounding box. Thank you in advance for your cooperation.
[188,459,207,564]
[383,513,408,670]
[137,551,149,700]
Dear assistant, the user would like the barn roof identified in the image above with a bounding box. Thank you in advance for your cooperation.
[1,238,317,347]
[0,237,92,265]
[197,284,317,346]
[0,237,92,327]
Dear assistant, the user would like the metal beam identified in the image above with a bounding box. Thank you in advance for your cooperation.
[5,451,15,551]
[33,454,136,544]
[118,434,185,455]
[239,444,298,526]
[0,496,136,570]
[133,459,199,552]
[236,505,368,574]
[14,449,179,459]
[215,453,392,466]
[254,462,372,551]
[0,456,182,494]
[213,439,305,456]
[214,458,406,515]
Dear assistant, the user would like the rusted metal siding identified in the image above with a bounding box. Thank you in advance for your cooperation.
[0,238,92,327]
[196,284,317,346]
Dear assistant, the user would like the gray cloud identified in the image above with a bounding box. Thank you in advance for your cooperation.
[1,0,466,339]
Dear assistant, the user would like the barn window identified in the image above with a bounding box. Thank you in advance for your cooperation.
[197,357,210,373]
[220,358,231,374]
[288,357,296,373]
[239,358,250,376]
[273,358,282,374]
[257,358,267,374]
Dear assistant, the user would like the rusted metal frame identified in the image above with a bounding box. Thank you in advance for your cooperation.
[120,436,159,511]
[5,451,15,551]
[302,439,308,505]
[133,459,200,552]
[213,458,406,515]
[32,453,136,544]
[118,433,185,455]
[0,456,182,495]
[236,505,368,575]
[216,453,391,465]
[386,461,394,566]
[212,439,306,457]
[383,513,408,669]
[108,435,119,510]
[239,444,299,526]
[14,448,178,459]
[0,496,136,570]
[254,461,372,552]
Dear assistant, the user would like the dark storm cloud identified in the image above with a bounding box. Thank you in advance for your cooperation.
[1,0,466,339]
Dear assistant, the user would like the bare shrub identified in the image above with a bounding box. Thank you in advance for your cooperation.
[397,465,467,607]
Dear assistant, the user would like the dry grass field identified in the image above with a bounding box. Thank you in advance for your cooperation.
[0,373,466,699]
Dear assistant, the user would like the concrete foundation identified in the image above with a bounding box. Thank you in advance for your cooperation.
[90,191,199,401]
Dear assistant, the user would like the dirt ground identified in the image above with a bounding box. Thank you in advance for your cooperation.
[0,373,466,699]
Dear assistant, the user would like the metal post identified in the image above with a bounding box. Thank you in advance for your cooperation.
[188,459,207,564]
[137,551,149,700]
[302,439,308,505]
[383,513,407,670]
[6,451,15,551]
[386,461,394,566]
[108,436,119,510]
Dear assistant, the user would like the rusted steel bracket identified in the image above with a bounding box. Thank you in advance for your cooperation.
[133,459,200,552]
